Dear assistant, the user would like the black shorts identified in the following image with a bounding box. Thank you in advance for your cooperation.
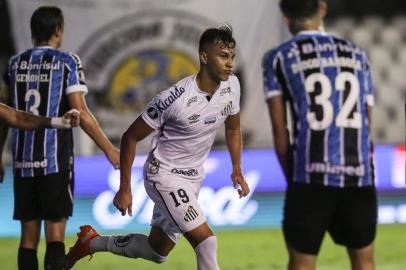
[13,170,74,221]
[283,182,377,255]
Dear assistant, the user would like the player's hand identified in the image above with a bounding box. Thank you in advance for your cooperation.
[113,188,132,216]
[0,163,4,184]
[64,109,80,127]
[107,147,120,170]
[51,109,80,129]
[231,165,250,198]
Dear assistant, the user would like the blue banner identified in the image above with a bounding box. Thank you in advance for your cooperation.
[0,146,404,236]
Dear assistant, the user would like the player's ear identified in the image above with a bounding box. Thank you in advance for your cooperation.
[200,51,208,65]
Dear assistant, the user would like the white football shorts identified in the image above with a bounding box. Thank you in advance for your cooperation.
[143,156,206,243]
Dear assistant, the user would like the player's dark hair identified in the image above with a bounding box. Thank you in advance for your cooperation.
[279,0,320,19]
[199,24,236,52]
[30,6,64,43]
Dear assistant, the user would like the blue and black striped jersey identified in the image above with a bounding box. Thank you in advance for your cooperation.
[263,31,374,188]
[3,46,88,177]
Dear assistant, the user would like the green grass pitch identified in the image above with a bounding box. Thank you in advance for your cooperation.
[0,224,404,270]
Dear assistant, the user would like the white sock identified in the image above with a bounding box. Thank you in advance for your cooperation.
[90,233,166,263]
[194,236,220,270]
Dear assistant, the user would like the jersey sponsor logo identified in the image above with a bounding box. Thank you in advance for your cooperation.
[114,234,134,247]
[188,114,200,124]
[291,57,361,74]
[171,168,199,176]
[187,96,198,107]
[184,205,199,222]
[14,159,48,169]
[305,162,365,177]
[204,116,216,125]
[147,107,159,119]
[13,61,61,71]
[219,87,231,96]
[221,101,233,116]
[155,87,186,113]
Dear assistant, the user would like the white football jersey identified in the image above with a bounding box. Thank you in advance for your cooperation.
[141,74,240,173]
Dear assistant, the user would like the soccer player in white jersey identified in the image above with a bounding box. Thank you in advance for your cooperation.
[65,25,249,269]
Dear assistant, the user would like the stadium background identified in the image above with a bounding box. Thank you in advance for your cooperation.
[0,0,404,269]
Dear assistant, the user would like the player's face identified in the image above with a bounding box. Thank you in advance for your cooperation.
[206,41,236,81]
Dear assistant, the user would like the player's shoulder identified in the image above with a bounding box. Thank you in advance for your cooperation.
[60,51,83,65]
[8,49,32,64]
[263,47,280,65]
[226,74,240,90]
[152,76,192,111]
[326,32,367,55]
[262,39,294,67]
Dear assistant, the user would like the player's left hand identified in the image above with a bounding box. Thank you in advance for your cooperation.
[113,188,133,216]
[231,165,250,198]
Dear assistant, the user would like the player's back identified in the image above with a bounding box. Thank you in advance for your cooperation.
[263,31,374,187]
[5,47,81,177]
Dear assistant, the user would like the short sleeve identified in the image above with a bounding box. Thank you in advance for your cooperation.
[262,49,282,100]
[141,89,179,129]
[363,53,374,106]
[65,52,88,95]
[229,75,240,115]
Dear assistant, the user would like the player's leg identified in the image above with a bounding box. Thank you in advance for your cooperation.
[347,244,375,270]
[184,222,219,270]
[19,219,41,270]
[89,225,171,262]
[65,225,171,269]
[44,219,67,270]
[286,247,317,270]
[146,170,219,270]
[41,171,73,270]
[14,176,42,270]
[330,186,377,270]
[283,183,337,270]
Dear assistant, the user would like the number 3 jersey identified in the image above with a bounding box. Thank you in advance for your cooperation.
[262,31,374,187]
[141,74,240,180]
[3,47,88,177]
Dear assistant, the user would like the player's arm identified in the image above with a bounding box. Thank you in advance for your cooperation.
[266,95,293,182]
[225,112,249,198]
[67,92,119,168]
[114,116,155,216]
[0,103,80,130]
[0,83,11,182]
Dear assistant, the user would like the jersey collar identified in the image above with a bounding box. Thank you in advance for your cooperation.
[297,30,327,36]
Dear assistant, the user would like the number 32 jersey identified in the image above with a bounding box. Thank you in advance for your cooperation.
[142,74,240,180]
[263,31,374,188]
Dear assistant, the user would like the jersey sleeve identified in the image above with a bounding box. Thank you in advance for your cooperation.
[229,75,241,115]
[363,52,374,106]
[141,89,178,129]
[262,49,283,100]
[65,52,89,95]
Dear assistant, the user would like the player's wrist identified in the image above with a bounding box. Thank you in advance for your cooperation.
[51,117,71,129]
